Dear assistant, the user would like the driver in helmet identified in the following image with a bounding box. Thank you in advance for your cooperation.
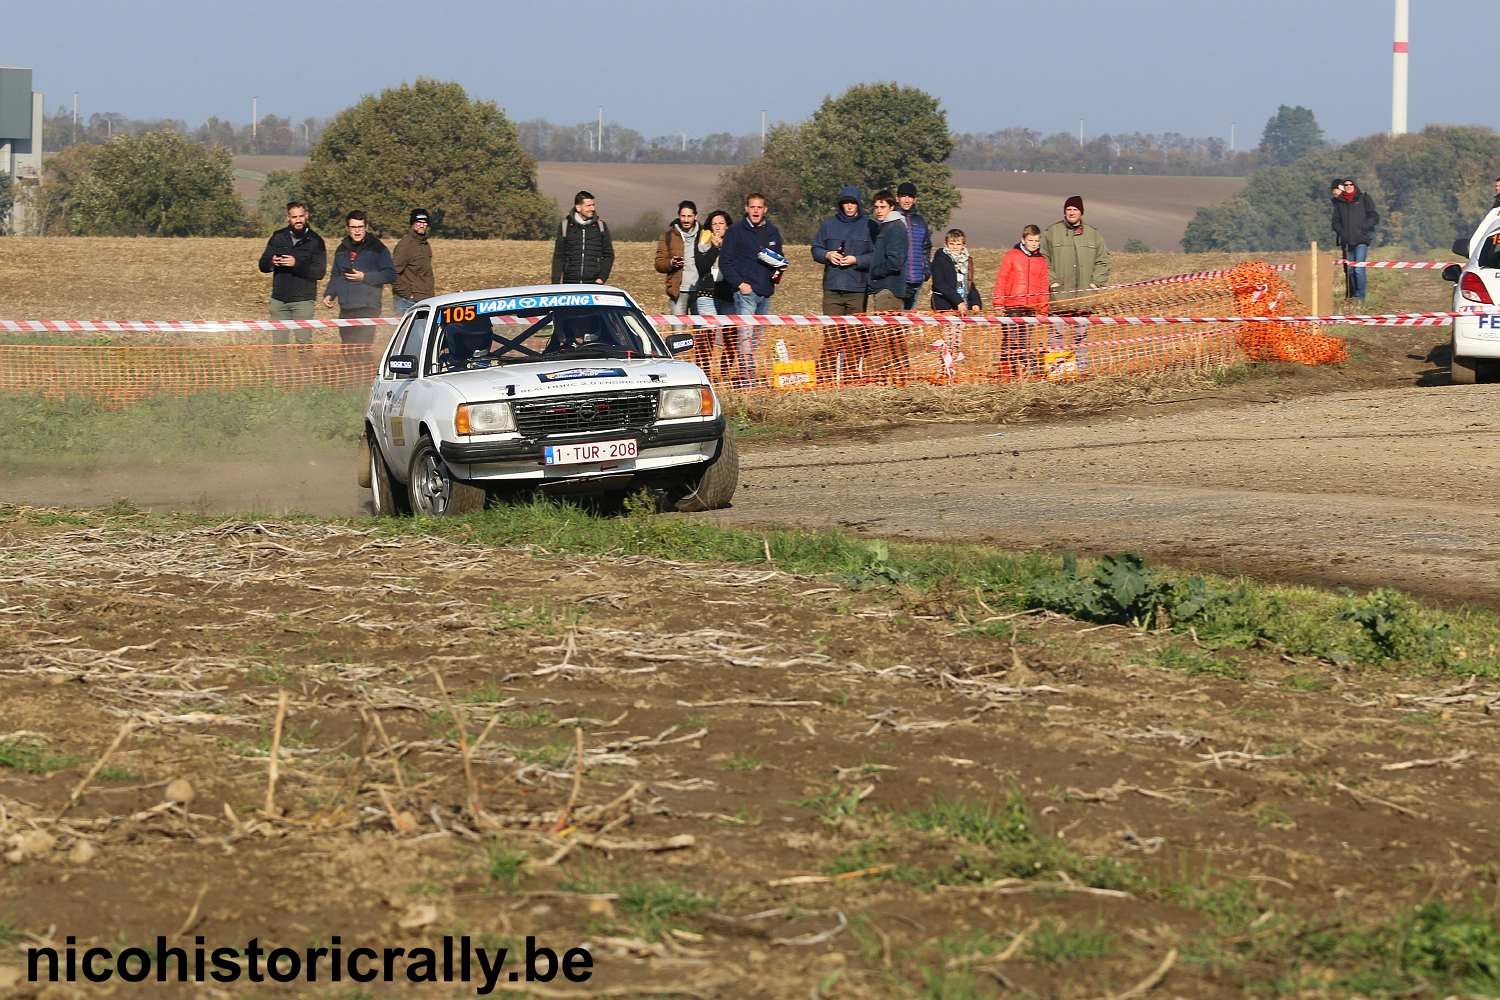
[547,312,612,352]
[440,314,495,368]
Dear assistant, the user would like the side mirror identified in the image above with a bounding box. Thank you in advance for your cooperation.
[1442,264,1462,283]
[1453,238,1472,258]
[665,333,696,355]
[386,355,417,378]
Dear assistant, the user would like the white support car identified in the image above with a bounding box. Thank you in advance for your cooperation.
[1445,207,1500,384]
[357,285,738,516]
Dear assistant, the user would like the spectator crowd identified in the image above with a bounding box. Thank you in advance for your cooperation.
[257,185,1120,378]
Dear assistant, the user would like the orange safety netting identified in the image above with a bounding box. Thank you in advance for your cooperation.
[0,344,376,405]
[0,261,1345,405]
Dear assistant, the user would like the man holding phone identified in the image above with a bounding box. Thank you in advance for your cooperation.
[257,201,327,342]
[653,200,701,315]
[322,210,396,344]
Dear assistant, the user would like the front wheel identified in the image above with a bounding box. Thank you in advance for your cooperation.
[407,437,486,517]
[369,430,412,517]
[672,431,740,512]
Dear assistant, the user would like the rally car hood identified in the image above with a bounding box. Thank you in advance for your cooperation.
[430,356,705,401]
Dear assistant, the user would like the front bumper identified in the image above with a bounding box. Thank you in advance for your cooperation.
[439,416,725,481]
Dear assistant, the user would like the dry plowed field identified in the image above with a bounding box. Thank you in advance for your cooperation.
[3,508,1498,998]
[228,159,1242,254]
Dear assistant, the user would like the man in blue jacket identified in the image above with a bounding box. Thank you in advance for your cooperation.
[718,193,786,387]
[868,190,912,382]
[810,186,878,382]
[867,190,909,312]
[322,211,396,344]
[811,186,878,315]
[896,182,932,309]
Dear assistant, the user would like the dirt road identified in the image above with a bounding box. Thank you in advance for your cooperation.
[714,382,1500,607]
[9,378,1497,608]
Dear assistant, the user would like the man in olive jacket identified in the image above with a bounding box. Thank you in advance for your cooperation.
[392,208,435,315]
[1041,195,1111,304]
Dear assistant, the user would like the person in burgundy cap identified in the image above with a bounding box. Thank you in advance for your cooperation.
[1040,195,1110,371]
[1041,195,1111,303]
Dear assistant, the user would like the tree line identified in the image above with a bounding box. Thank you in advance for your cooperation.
[42,108,327,155]
[41,102,1264,176]
[1185,116,1500,252]
[12,84,1499,253]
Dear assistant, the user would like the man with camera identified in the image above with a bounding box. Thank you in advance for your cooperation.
[257,201,327,343]
[653,200,702,315]
[322,211,396,344]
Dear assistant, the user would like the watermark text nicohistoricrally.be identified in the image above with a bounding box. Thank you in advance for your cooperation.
[27,934,592,995]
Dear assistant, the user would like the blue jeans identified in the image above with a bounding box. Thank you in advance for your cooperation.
[1344,244,1368,300]
[695,295,733,317]
[730,292,770,387]
[394,296,418,315]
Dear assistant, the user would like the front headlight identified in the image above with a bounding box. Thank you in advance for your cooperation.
[455,401,515,435]
[659,386,715,419]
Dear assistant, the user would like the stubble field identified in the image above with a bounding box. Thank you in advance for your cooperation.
[0,236,1296,322]
[4,502,1500,998]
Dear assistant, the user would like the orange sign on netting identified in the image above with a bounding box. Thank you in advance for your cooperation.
[0,261,1345,405]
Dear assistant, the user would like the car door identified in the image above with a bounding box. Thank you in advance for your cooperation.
[377,309,429,479]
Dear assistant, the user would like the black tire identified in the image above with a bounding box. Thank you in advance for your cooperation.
[1452,335,1479,385]
[407,436,486,517]
[369,430,411,517]
[673,430,740,512]
[357,433,373,488]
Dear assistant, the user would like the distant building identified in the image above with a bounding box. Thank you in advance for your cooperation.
[0,66,43,233]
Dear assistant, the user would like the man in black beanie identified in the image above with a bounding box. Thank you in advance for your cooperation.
[393,208,435,315]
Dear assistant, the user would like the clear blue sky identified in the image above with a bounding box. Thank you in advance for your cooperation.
[5,0,1479,144]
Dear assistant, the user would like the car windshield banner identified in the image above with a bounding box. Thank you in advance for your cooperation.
[438,293,631,325]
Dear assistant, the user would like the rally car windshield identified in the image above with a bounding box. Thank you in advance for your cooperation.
[429,293,666,374]
[1479,230,1500,271]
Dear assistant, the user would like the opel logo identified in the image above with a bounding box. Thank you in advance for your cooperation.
[575,401,612,424]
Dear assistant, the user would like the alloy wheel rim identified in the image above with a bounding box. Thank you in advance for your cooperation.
[419,454,450,516]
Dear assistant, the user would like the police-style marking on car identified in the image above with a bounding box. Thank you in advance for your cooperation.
[538,367,627,383]
[473,293,629,315]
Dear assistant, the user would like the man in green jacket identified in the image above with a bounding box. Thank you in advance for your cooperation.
[1041,195,1111,304]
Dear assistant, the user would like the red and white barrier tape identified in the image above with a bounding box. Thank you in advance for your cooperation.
[0,318,393,333]
[1334,259,1452,269]
[0,310,1472,334]
[1092,261,1295,291]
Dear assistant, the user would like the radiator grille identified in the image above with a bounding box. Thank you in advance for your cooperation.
[511,390,658,438]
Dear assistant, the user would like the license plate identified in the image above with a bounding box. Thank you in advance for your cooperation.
[543,438,638,466]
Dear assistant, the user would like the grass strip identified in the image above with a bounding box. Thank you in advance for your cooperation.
[0,387,365,471]
[366,498,1500,678]
[6,494,1498,676]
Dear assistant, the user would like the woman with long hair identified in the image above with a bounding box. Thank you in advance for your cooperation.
[691,210,737,381]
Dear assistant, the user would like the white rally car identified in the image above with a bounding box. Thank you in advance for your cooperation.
[357,285,738,516]
[1445,207,1500,384]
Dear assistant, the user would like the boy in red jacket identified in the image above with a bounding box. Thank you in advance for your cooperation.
[994,225,1049,378]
